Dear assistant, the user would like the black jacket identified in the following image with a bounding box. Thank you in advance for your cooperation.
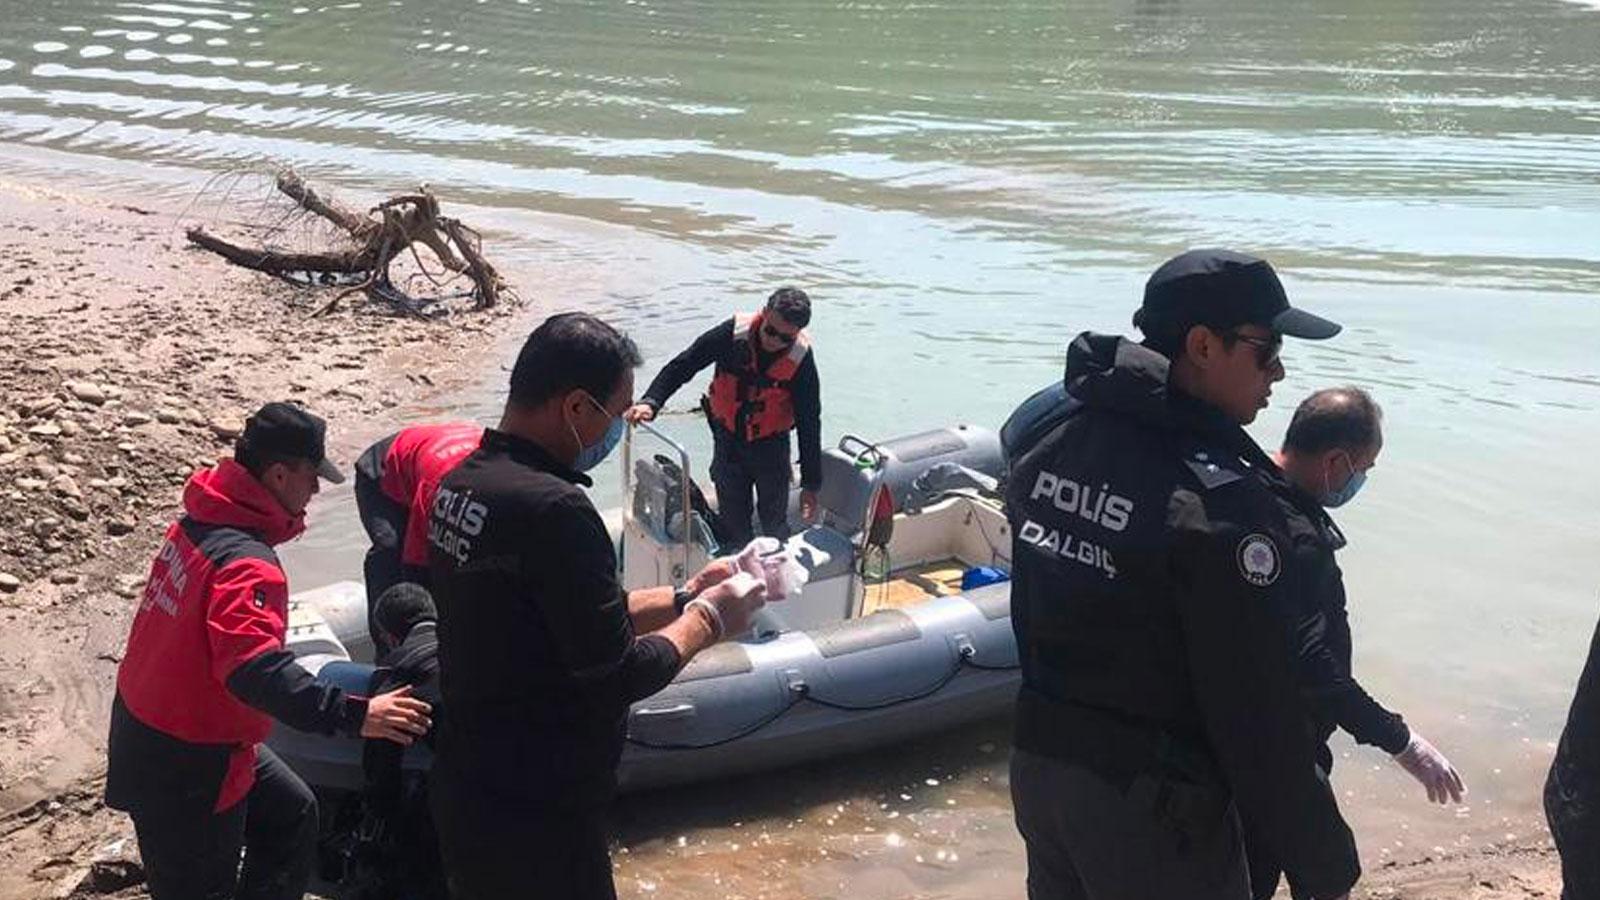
[1005,333,1359,898]
[640,317,823,490]
[1004,379,1411,762]
[426,430,682,808]
[1272,485,1410,759]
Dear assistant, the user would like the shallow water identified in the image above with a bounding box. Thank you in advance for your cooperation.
[4,0,1599,894]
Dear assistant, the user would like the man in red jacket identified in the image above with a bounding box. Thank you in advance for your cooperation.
[353,422,481,643]
[106,402,432,900]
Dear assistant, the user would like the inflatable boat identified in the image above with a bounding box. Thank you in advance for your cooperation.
[268,423,1019,792]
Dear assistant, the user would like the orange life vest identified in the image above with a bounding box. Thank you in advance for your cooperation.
[706,311,812,442]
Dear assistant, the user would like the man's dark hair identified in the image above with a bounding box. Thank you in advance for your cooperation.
[508,312,642,408]
[765,287,812,329]
[373,583,437,645]
[1283,387,1383,455]
[1133,308,1188,358]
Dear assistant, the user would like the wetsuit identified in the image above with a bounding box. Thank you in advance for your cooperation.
[349,621,445,900]
[426,429,685,900]
[1005,333,1359,900]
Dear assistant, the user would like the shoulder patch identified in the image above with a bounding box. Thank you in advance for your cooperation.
[1237,533,1281,586]
[1183,450,1245,491]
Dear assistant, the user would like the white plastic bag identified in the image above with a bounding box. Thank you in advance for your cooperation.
[734,536,808,601]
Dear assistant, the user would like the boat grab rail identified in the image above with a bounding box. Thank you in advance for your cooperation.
[622,419,693,586]
[623,641,1017,751]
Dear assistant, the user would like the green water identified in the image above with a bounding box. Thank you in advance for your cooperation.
[4,0,1599,894]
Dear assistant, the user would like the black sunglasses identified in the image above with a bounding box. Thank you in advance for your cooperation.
[1225,332,1283,370]
[761,321,797,347]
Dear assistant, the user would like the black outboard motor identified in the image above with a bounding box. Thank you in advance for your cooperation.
[654,453,733,551]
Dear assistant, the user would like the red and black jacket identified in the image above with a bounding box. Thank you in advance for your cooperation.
[355,422,483,568]
[107,459,367,814]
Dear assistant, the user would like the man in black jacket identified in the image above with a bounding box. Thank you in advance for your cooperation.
[1247,386,1465,899]
[1005,249,1360,900]
[427,312,768,900]
[624,287,821,545]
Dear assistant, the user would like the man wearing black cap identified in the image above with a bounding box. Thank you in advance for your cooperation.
[1004,250,1360,899]
[106,402,433,900]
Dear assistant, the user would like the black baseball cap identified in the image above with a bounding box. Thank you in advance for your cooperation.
[234,402,344,483]
[1134,249,1340,341]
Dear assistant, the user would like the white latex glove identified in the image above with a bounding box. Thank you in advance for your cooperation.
[689,571,766,639]
[1392,731,1466,804]
[734,537,808,601]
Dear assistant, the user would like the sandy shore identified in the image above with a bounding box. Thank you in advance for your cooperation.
[0,175,1568,899]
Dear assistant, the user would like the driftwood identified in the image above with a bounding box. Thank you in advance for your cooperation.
[185,172,507,315]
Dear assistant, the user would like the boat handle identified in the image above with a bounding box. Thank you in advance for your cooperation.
[622,420,694,586]
[632,702,695,719]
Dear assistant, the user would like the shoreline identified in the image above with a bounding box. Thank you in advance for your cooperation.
[0,170,1568,899]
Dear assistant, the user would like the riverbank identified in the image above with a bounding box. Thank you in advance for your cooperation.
[0,174,521,899]
[0,174,1569,899]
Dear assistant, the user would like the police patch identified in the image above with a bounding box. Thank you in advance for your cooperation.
[1236,534,1280,587]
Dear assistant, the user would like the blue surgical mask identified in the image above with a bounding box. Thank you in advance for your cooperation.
[1320,453,1368,508]
[570,394,625,473]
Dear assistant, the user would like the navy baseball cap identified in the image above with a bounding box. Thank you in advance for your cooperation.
[1134,249,1340,341]
[234,402,344,483]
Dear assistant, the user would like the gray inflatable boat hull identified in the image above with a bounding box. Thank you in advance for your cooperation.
[267,580,1018,793]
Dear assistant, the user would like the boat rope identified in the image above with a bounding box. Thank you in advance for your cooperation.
[623,644,1018,751]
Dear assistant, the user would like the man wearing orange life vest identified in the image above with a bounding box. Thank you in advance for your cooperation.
[626,288,821,546]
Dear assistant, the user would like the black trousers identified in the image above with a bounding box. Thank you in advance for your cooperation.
[709,429,792,548]
[354,459,408,649]
[430,770,615,900]
[1548,754,1600,900]
[1011,749,1250,900]
[1547,620,1600,900]
[130,746,318,900]
[1244,746,1336,900]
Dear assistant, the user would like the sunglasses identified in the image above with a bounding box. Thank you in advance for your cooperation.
[761,321,798,347]
[1226,332,1283,370]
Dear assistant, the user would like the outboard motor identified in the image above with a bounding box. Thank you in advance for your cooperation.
[632,454,728,552]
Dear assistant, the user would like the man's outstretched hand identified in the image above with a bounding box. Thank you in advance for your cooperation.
[361,685,432,746]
